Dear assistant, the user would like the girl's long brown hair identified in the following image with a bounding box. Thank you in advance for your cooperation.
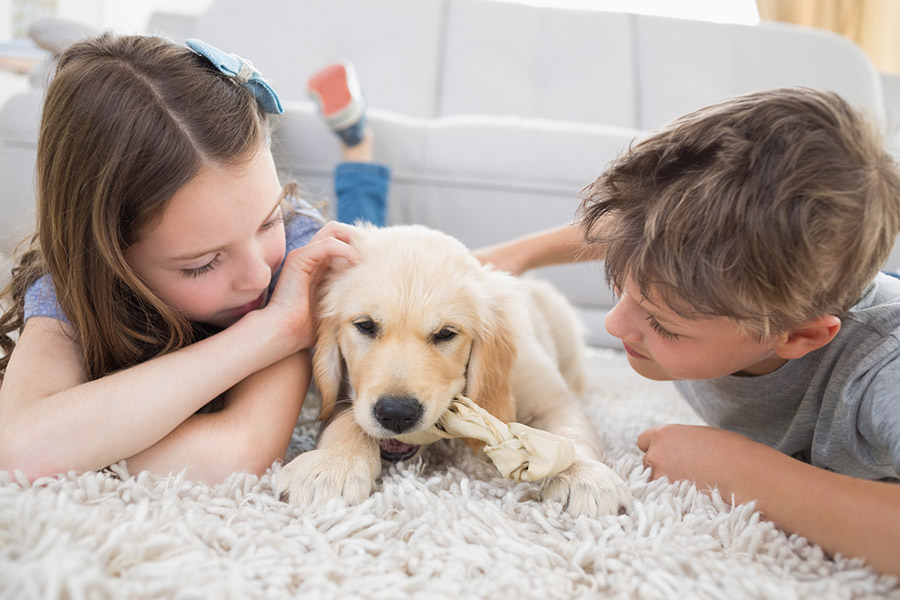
[0,33,269,379]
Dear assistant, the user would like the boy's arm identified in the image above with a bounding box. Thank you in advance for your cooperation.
[638,424,900,577]
[124,350,311,483]
[472,223,604,274]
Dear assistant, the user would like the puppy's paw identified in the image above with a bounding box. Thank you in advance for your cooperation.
[542,459,633,517]
[276,449,376,506]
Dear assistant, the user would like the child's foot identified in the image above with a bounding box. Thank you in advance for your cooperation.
[308,61,367,147]
[340,128,374,163]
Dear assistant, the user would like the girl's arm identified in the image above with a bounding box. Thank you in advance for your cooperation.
[0,226,356,480]
[638,424,900,577]
[471,223,603,275]
[0,307,299,480]
[125,349,311,482]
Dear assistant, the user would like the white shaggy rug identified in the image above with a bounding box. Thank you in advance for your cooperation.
[2,348,898,599]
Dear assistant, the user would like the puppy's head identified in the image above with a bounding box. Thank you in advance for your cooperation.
[312,224,517,461]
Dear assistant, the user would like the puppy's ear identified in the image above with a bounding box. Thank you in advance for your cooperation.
[312,311,343,422]
[465,288,518,426]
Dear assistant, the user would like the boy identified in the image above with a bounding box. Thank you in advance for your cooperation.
[475,87,900,576]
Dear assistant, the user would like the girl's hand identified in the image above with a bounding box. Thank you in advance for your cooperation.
[265,221,358,351]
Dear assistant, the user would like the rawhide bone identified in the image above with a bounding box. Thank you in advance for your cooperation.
[395,394,575,482]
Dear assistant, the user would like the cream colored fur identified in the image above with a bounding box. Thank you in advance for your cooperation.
[277,224,632,516]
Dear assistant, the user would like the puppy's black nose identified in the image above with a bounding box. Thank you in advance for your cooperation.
[373,395,423,434]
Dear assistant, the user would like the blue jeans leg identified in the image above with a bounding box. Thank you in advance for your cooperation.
[334,162,390,226]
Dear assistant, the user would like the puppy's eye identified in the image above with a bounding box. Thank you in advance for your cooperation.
[432,327,457,343]
[354,319,377,337]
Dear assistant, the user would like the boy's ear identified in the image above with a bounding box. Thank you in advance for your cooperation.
[774,315,841,359]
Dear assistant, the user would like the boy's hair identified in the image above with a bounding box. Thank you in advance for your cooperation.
[0,33,270,379]
[579,87,900,338]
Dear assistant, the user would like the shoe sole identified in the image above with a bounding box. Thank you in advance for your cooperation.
[308,63,354,117]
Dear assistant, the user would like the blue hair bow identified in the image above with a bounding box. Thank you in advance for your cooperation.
[186,38,283,115]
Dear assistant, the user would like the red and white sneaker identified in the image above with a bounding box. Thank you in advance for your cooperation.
[307,61,366,146]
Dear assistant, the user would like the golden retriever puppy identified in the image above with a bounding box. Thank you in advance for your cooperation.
[277,224,632,516]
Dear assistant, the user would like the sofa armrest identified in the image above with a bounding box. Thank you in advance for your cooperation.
[27,17,98,55]
[0,90,43,252]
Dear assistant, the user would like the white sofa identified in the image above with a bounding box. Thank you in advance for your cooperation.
[1,0,894,347]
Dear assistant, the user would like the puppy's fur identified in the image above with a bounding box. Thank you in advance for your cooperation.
[277,225,632,516]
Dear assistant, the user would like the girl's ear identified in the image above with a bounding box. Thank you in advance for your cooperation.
[312,312,344,422]
[774,315,841,359]
[464,287,518,452]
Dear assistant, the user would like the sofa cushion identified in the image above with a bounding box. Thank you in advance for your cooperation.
[635,15,886,130]
[440,0,638,128]
[194,0,446,118]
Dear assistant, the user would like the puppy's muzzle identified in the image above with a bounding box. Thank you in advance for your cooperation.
[374,395,424,463]
[373,395,423,434]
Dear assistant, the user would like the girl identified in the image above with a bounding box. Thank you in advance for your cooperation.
[0,33,359,484]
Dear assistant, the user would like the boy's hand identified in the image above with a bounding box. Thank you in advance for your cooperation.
[471,241,529,275]
[639,425,900,578]
[637,424,762,498]
[265,221,358,351]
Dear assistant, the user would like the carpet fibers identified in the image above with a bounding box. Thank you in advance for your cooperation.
[2,348,898,599]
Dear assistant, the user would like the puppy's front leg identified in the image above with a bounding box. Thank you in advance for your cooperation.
[277,405,381,506]
[530,400,634,517]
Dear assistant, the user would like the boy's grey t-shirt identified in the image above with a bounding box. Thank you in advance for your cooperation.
[675,272,900,480]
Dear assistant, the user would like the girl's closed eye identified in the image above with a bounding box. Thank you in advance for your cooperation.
[260,211,284,233]
[183,255,221,278]
[179,209,282,279]
[646,315,680,341]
